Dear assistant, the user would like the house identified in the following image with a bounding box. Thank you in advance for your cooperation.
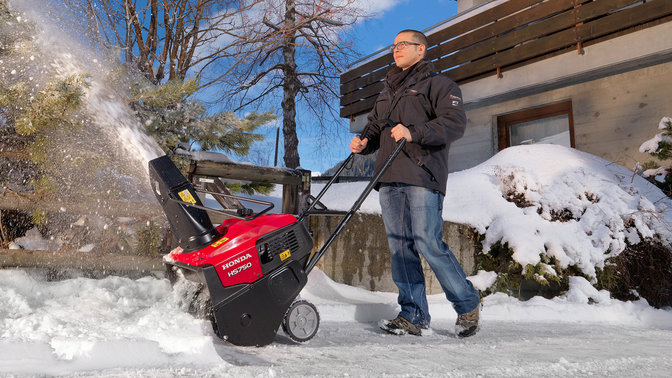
[340,0,672,172]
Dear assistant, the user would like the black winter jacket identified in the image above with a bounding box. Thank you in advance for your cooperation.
[360,60,466,194]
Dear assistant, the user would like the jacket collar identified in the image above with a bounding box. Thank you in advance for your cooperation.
[385,60,435,91]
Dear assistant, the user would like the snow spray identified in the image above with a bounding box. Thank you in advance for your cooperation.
[6,0,163,181]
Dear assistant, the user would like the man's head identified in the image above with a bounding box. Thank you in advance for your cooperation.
[392,30,427,70]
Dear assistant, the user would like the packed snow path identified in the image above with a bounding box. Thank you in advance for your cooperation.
[201,321,672,377]
[1,268,671,377]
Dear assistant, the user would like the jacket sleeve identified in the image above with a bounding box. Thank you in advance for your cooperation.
[358,105,383,155]
[408,76,467,146]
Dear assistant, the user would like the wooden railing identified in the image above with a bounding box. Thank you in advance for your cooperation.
[340,0,672,119]
[187,155,312,222]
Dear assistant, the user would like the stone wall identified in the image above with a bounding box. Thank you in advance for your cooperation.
[309,213,479,294]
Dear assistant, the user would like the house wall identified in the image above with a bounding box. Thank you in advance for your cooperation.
[451,61,672,172]
[449,21,672,172]
[457,0,492,13]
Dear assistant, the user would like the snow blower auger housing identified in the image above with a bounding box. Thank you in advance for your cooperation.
[149,120,404,346]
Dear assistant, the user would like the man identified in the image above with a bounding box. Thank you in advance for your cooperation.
[350,29,481,337]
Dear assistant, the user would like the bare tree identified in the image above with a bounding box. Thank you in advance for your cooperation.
[58,0,264,84]
[205,0,364,168]
[56,0,367,168]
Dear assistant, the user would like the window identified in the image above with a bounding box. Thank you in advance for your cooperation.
[497,101,575,151]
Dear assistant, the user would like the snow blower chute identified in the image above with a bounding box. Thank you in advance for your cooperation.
[149,120,404,346]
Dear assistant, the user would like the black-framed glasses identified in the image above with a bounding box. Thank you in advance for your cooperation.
[390,41,421,52]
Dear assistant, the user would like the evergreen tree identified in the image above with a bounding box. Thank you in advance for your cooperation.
[1,1,92,200]
[128,77,277,193]
[0,0,98,246]
[130,78,275,156]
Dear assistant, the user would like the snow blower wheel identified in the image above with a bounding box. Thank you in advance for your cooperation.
[282,300,320,343]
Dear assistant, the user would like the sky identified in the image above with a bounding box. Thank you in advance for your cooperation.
[3,143,672,376]
[8,0,461,174]
[292,0,461,173]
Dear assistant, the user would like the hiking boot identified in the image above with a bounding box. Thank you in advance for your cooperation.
[455,305,479,338]
[379,316,423,336]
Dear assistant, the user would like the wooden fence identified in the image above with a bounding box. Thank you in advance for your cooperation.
[340,0,672,118]
[187,156,312,223]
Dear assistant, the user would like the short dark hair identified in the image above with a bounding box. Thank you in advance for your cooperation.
[397,29,428,48]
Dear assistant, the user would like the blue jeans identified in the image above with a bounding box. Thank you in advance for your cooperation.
[379,183,480,327]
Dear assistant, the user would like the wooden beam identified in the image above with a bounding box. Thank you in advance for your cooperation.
[0,249,165,272]
[341,54,394,85]
[339,0,670,119]
[339,96,377,118]
[427,0,546,48]
[340,67,389,96]
[427,0,577,62]
[189,159,303,185]
[340,81,384,107]
[435,0,641,75]
[444,0,672,83]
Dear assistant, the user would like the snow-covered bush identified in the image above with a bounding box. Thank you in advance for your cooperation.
[638,116,672,197]
[443,145,672,306]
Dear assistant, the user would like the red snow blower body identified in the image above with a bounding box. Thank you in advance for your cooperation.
[149,120,403,346]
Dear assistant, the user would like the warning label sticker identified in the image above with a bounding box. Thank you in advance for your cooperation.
[178,189,197,204]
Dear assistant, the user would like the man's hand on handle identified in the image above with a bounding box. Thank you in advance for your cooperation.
[391,124,412,142]
[351,122,411,153]
[350,136,368,153]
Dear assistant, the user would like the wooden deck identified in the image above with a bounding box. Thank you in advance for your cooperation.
[340,0,672,119]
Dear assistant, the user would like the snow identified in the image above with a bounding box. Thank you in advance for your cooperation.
[2,144,672,376]
[468,270,498,292]
[639,116,671,182]
[8,227,62,251]
[639,116,672,154]
[1,268,671,377]
[4,145,672,376]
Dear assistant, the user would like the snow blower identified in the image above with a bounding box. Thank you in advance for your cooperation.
[148,120,404,346]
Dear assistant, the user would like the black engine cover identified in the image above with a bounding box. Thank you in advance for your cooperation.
[204,259,308,346]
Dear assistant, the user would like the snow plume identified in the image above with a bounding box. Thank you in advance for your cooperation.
[7,0,162,174]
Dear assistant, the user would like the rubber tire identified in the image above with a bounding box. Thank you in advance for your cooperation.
[282,300,320,343]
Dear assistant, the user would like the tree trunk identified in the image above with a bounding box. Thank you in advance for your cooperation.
[281,0,300,169]
[123,0,134,64]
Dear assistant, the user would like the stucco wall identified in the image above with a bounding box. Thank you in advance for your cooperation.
[457,0,493,13]
[451,61,672,172]
[448,21,672,172]
[310,213,479,295]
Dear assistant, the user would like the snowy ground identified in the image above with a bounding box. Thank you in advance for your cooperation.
[4,144,672,377]
[4,0,672,375]
[1,268,671,377]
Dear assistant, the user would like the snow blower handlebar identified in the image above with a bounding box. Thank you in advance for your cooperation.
[303,120,405,274]
[298,119,395,222]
